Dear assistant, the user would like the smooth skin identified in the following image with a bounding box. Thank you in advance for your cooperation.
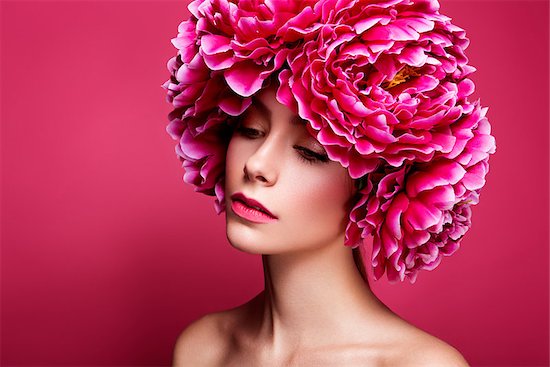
[173,85,469,367]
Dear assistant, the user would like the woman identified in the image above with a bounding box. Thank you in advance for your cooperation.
[163,0,495,365]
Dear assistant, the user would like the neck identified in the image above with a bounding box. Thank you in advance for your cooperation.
[248,236,391,352]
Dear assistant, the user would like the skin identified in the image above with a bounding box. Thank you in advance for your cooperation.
[173,85,470,367]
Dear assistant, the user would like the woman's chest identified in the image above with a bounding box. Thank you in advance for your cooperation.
[218,343,389,367]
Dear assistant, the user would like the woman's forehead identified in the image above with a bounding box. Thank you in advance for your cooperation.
[250,86,307,127]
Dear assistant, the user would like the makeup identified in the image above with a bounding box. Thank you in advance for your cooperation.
[230,193,278,224]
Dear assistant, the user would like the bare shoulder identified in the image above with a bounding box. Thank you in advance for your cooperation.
[172,312,231,367]
[173,295,261,366]
[401,338,469,367]
[386,329,469,367]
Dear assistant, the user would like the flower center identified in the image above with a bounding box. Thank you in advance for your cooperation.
[381,65,421,89]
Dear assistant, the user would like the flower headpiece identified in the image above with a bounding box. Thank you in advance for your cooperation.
[163,0,496,283]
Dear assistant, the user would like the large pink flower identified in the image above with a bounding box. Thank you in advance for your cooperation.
[163,0,496,282]
[189,0,321,96]
[346,103,495,282]
[280,0,476,178]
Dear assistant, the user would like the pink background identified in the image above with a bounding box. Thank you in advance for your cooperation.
[1,1,548,366]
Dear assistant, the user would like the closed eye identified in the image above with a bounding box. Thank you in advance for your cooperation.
[294,146,329,164]
[235,126,263,138]
[235,125,329,164]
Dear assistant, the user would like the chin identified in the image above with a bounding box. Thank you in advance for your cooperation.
[227,240,266,255]
[225,220,273,255]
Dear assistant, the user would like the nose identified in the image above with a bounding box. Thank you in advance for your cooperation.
[243,138,280,186]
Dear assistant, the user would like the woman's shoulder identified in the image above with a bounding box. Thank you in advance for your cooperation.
[388,338,469,366]
[380,323,470,367]
[173,304,470,367]
[172,310,236,367]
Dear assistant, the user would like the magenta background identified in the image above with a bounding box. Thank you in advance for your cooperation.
[1,1,548,366]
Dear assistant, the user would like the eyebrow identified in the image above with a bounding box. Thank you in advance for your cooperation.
[252,96,306,126]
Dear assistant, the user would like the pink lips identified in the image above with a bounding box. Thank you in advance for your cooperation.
[230,193,278,223]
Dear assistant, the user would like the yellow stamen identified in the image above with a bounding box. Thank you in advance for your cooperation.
[381,65,421,89]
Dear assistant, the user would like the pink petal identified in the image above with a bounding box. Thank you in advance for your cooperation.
[224,61,266,97]
[405,200,442,230]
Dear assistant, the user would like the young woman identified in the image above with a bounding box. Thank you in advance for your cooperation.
[163,0,495,365]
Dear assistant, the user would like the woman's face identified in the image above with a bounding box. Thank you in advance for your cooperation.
[224,85,356,255]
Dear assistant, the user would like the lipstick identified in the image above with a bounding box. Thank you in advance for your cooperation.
[230,193,278,224]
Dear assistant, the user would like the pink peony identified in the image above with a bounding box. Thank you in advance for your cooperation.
[345,102,495,282]
[163,0,496,282]
[280,0,477,177]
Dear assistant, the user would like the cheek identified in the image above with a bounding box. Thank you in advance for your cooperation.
[225,138,239,176]
[285,165,353,231]
[225,137,247,185]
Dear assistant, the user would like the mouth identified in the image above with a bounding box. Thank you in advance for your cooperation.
[230,192,278,222]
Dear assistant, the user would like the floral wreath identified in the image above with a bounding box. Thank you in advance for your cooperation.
[163,0,496,283]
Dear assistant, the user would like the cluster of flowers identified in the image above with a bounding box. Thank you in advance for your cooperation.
[163,0,496,283]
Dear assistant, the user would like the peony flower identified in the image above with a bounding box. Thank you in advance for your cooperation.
[280,0,477,179]
[346,102,495,282]
[163,0,496,282]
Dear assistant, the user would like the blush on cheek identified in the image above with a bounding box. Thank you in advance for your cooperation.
[225,139,238,174]
[307,177,353,223]
[324,169,355,204]
[225,138,248,187]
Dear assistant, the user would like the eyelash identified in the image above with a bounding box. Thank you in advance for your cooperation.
[235,126,329,164]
